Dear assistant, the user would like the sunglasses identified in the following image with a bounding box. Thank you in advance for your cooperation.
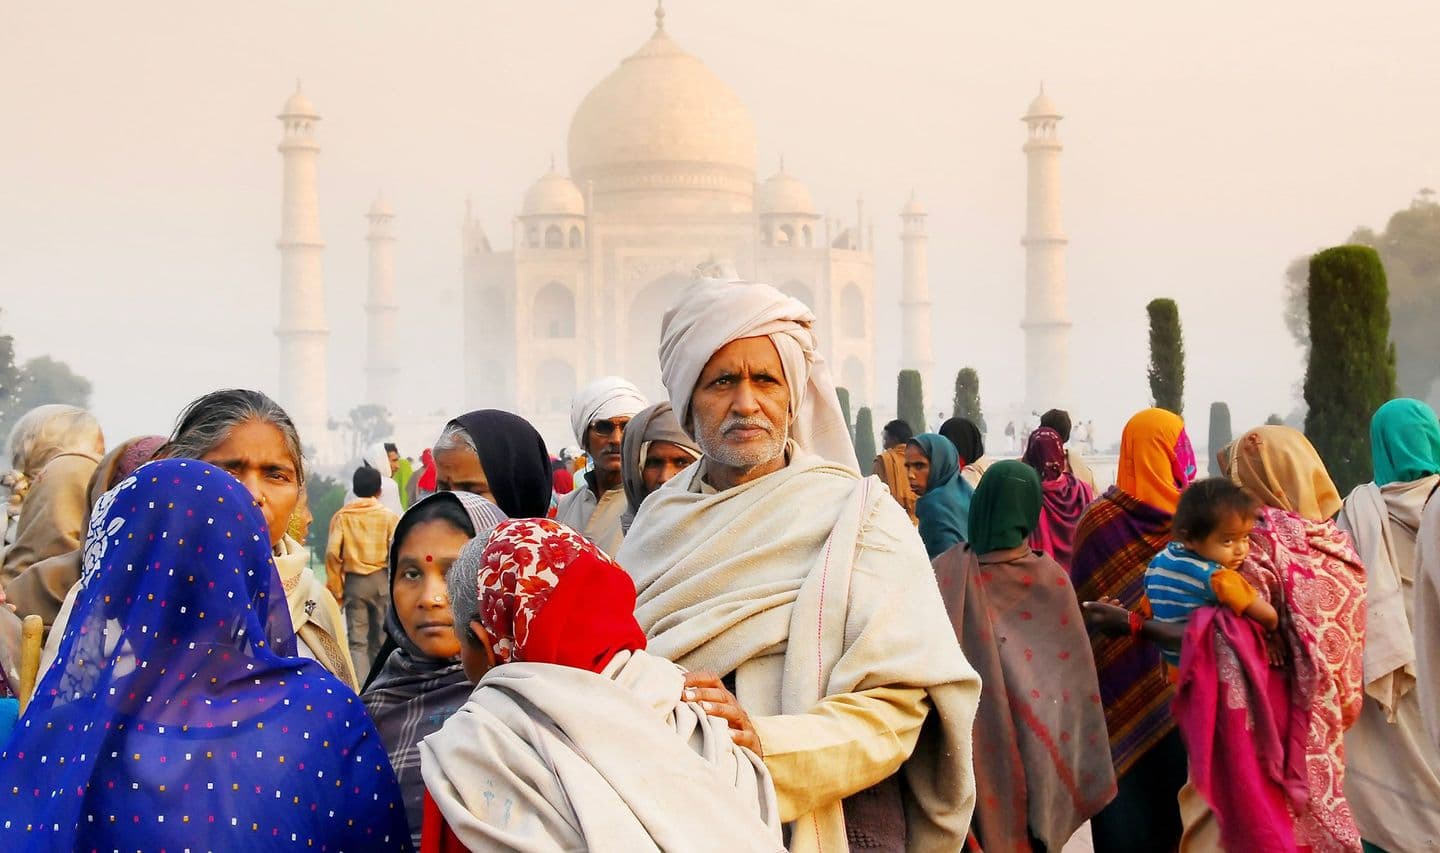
[589,419,629,438]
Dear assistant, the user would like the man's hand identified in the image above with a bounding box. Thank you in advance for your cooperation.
[1082,596,1131,637]
[682,670,763,758]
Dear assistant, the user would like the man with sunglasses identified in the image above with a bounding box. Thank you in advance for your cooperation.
[555,376,649,554]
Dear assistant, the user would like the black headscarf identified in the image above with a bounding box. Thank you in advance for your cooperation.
[449,409,553,519]
[940,417,986,467]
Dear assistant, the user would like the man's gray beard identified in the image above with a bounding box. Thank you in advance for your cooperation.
[697,415,788,470]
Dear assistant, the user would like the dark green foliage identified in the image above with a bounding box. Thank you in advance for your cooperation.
[854,407,877,467]
[1147,299,1185,415]
[952,368,986,433]
[1207,402,1233,476]
[836,387,854,439]
[897,370,926,437]
[1303,245,1397,494]
[0,314,23,439]
[305,474,347,563]
[1265,413,1285,426]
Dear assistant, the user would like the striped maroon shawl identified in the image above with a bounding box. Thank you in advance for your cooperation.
[1070,486,1175,777]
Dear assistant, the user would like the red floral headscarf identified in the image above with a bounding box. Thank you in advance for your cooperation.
[476,518,646,673]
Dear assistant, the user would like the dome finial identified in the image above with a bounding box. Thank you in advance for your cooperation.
[779,153,786,174]
[655,0,665,31]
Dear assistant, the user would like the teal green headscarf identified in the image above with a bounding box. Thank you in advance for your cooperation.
[910,433,974,559]
[1370,398,1440,486]
[968,460,1042,555]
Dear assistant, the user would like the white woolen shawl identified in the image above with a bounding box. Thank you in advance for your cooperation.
[616,453,981,852]
[658,277,858,473]
[1414,490,1440,752]
[569,377,648,448]
[419,649,783,852]
[1338,479,1435,717]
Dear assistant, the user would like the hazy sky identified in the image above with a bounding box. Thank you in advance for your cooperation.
[4,1,1437,451]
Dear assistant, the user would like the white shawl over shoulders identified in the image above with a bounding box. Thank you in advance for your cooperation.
[420,650,782,853]
[616,453,981,852]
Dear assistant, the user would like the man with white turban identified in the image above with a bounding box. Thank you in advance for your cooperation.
[555,376,648,554]
[616,277,981,852]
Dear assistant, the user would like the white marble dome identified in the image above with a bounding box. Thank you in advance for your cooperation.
[522,170,585,217]
[759,169,816,216]
[566,22,758,211]
[1025,89,1060,118]
[281,88,318,118]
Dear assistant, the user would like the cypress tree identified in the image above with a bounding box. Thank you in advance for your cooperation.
[951,367,986,433]
[897,370,926,436]
[1304,245,1397,494]
[1207,402,1233,476]
[836,386,854,440]
[854,407,877,467]
[1147,298,1185,415]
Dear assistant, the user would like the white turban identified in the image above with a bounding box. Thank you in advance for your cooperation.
[658,277,858,473]
[569,376,649,447]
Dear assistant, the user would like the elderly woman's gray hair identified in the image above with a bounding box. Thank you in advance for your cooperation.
[433,421,477,455]
[161,389,305,485]
[447,532,495,634]
[6,405,103,477]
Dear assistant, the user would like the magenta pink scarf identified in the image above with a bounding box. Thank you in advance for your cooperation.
[1030,475,1094,571]
[1173,607,1310,853]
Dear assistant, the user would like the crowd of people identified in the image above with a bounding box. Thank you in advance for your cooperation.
[0,274,1438,852]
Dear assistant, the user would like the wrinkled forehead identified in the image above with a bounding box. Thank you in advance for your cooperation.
[695,336,788,386]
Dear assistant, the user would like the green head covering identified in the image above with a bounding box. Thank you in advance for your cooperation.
[1371,398,1440,486]
[912,433,959,492]
[968,459,1042,555]
[909,434,973,558]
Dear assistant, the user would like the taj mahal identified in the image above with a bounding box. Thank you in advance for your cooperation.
[275,5,1072,456]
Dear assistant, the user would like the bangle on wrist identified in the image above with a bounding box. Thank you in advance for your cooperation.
[1128,609,1146,638]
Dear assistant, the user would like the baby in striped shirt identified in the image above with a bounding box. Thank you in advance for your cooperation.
[1145,478,1278,665]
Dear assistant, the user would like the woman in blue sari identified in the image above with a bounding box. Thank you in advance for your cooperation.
[0,459,409,851]
[907,433,976,558]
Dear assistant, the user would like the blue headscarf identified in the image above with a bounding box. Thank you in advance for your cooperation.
[0,459,410,851]
[1370,398,1440,486]
[910,433,975,559]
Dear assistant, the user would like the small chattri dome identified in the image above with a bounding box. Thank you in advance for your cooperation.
[1025,88,1060,119]
[759,169,815,216]
[368,194,394,217]
[522,170,585,217]
[281,86,318,118]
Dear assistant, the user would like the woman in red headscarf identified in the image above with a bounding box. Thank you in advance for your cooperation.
[1023,426,1096,572]
[418,519,783,852]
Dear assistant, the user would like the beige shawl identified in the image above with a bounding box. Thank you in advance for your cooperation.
[616,453,981,852]
[420,649,783,852]
[0,452,98,586]
[555,481,627,557]
[1338,477,1440,850]
[273,534,357,691]
[1419,493,1440,753]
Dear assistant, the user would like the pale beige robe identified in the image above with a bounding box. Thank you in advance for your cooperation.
[554,479,627,556]
[421,649,783,852]
[616,452,981,853]
[1338,478,1440,851]
[1421,488,1440,752]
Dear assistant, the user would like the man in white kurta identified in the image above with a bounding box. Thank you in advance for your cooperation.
[555,376,648,555]
[616,277,981,852]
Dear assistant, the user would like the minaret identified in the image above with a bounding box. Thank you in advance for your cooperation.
[364,194,400,416]
[1021,85,1072,411]
[900,191,936,418]
[276,83,329,449]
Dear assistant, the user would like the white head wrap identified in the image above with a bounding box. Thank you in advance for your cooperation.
[569,376,649,447]
[658,277,858,473]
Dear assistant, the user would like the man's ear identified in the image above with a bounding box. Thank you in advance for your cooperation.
[470,617,497,671]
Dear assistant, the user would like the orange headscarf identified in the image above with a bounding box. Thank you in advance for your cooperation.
[1222,425,1341,522]
[1115,408,1196,515]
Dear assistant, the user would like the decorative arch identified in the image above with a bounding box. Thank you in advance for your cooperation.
[802,224,813,248]
[777,224,794,247]
[535,359,577,416]
[779,280,815,311]
[568,226,583,249]
[532,281,575,339]
[544,225,564,249]
[627,271,691,399]
[526,226,540,249]
[840,283,865,338]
